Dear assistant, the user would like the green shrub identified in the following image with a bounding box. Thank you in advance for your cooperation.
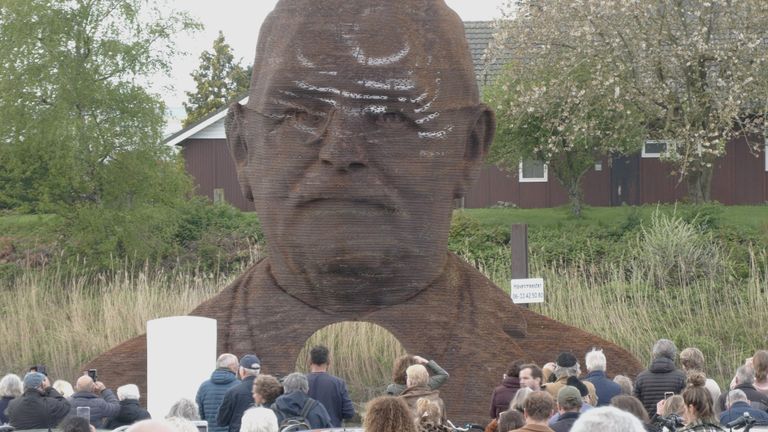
[632,209,728,288]
[57,198,263,273]
[59,203,181,269]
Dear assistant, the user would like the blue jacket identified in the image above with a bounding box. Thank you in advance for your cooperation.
[217,375,256,432]
[272,391,333,430]
[307,372,355,427]
[69,390,121,428]
[585,370,622,406]
[718,401,768,426]
[197,369,239,432]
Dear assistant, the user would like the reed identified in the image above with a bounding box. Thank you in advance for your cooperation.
[1,239,765,408]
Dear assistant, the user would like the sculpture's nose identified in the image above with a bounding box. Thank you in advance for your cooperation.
[318,110,368,172]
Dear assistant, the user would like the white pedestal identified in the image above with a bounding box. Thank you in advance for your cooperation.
[147,316,217,419]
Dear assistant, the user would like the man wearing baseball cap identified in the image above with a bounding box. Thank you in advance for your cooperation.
[7,372,70,429]
[217,354,261,432]
[551,386,582,432]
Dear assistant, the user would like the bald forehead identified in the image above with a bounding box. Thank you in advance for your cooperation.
[248,0,478,108]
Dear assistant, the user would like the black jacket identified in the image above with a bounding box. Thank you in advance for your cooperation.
[105,399,152,428]
[634,357,687,417]
[217,375,256,432]
[7,388,70,429]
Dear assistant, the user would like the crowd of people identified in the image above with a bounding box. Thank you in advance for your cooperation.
[1,341,767,432]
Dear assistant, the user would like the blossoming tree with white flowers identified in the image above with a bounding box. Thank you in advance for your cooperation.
[487,0,768,206]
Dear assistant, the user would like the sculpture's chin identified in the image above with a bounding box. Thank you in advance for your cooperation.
[271,251,442,313]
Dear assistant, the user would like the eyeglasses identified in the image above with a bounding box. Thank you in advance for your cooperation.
[240,104,479,144]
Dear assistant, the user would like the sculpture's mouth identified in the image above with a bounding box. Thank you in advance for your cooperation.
[299,197,402,216]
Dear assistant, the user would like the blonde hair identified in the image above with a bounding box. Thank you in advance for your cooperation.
[509,387,533,412]
[680,347,705,371]
[53,380,74,398]
[415,398,443,423]
[662,395,685,417]
[406,364,429,387]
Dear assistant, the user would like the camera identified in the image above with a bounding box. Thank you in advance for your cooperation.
[658,414,684,432]
[29,365,48,376]
[726,413,757,430]
[87,369,98,382]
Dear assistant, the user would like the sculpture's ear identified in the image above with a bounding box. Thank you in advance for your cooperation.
[225,102,254,202]
[455,104,496,199]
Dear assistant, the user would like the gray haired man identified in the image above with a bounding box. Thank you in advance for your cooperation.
[197,353,239,432]
[271,372,332,430]
[717,365,768,413]
[633,339,686,417]
[217,354,261,432]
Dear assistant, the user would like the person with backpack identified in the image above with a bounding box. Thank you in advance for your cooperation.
[271,373,332,430]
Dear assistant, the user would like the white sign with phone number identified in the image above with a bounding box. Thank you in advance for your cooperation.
[511,278,545,304]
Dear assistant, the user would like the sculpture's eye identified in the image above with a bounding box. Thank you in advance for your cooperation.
[287,110,325,128]
[369,111,408,125]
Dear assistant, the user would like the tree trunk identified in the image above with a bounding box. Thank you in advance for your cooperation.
[566,180,584,218]
[686,165,713,204]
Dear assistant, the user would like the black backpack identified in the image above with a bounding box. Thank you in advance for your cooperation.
[276,398,318,432]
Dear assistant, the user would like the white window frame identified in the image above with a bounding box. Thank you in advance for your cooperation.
[518,160,548,183]
[641,140,671,158]
[764,141,767,172]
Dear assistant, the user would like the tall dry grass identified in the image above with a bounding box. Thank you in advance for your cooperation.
[295,322,406,405]
[0,264,225,381]
[1,210,766,406]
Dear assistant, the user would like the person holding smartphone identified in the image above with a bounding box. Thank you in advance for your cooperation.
[7,372,70,429]
[68,374,120,428]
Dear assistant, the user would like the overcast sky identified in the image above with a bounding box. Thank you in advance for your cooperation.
[158,0,507,133]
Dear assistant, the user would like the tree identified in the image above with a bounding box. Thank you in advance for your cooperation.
[0,0,206,266]
[491,0,768,203]
[0,0,201,212]
[182,31,251,127]
[486,54,646,217]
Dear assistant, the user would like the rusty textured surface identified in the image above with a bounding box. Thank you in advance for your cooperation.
[85,0,642,422]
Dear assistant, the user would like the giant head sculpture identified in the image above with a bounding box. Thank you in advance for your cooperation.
[226,0,494,312]
[84,1,643,422]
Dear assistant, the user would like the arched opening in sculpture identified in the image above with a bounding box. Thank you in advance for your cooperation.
[295,321,406,417]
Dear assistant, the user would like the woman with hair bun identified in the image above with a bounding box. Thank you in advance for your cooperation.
[678,373,724,431]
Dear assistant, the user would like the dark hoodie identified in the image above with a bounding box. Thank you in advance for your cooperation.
[634,357,686,417]
[272,391,333,430]
[105,399,151,428]
[196,368,238,432]
[489,376,520,418]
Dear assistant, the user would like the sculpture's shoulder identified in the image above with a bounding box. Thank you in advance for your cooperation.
[190,258,271,319]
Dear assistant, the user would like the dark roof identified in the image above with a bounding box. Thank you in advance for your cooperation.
[169,21,508,145]
[463,21,512,88]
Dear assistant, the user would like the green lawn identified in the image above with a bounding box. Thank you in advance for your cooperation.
[461,204,768,230]
[0,213,58,247]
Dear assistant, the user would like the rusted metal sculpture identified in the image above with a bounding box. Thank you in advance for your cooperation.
[86,0,641,421]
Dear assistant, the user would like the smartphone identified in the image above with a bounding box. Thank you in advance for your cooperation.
[664,391,674,399]
[30,365,48,376]
[87,369,98,382]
